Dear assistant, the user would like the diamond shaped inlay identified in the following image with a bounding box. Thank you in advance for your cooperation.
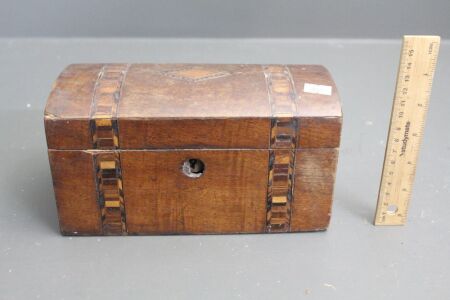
[162,67,231,82]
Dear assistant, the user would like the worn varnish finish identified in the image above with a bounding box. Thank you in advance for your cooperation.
[45,64,342,235]
[121,150,268,234]
[48,150,102,235]
[291,148,339,231]
[263,65,298,232]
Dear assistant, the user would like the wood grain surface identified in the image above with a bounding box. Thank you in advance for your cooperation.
[291,148,339,231]
[121,150,268,234]
[119,118,270,149]
[45,63,342,235]
[48,150,102,235]
[45,64,341,150]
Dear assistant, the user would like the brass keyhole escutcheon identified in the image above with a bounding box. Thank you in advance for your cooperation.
[182,159,205,178]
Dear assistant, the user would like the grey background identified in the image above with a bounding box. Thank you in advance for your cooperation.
[1,38,449,300]
[1,1,450,299]
[1,0,450,38]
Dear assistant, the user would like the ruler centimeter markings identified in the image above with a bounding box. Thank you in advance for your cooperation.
[374,35,440,226]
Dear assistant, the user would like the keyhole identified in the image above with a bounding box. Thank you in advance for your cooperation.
[182,159,205,178]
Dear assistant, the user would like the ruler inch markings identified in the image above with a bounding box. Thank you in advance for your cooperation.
[374,35,440,226]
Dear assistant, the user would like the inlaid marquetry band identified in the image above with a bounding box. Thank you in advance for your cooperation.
[90,64,129,149]
[263,65,298,232]
[94,152,127,235]
[90,64,129,235]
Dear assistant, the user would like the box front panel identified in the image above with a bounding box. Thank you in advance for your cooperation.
[121,150,269,234]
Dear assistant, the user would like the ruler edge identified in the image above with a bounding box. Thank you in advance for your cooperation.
[374,35,441,226]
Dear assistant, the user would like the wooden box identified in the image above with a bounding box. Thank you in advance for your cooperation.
[45,64,342,235]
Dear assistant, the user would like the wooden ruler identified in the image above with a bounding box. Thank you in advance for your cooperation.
[374,35,440,225]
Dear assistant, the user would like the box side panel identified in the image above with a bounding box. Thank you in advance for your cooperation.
[298,117,342,148]
[45,118,92,150]
[119,118,270,149]
[121,150,268,234]
[290,148,339,231]
[48,150,102,235]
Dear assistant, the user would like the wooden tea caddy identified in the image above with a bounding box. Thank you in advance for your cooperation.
[45,64,342,235]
